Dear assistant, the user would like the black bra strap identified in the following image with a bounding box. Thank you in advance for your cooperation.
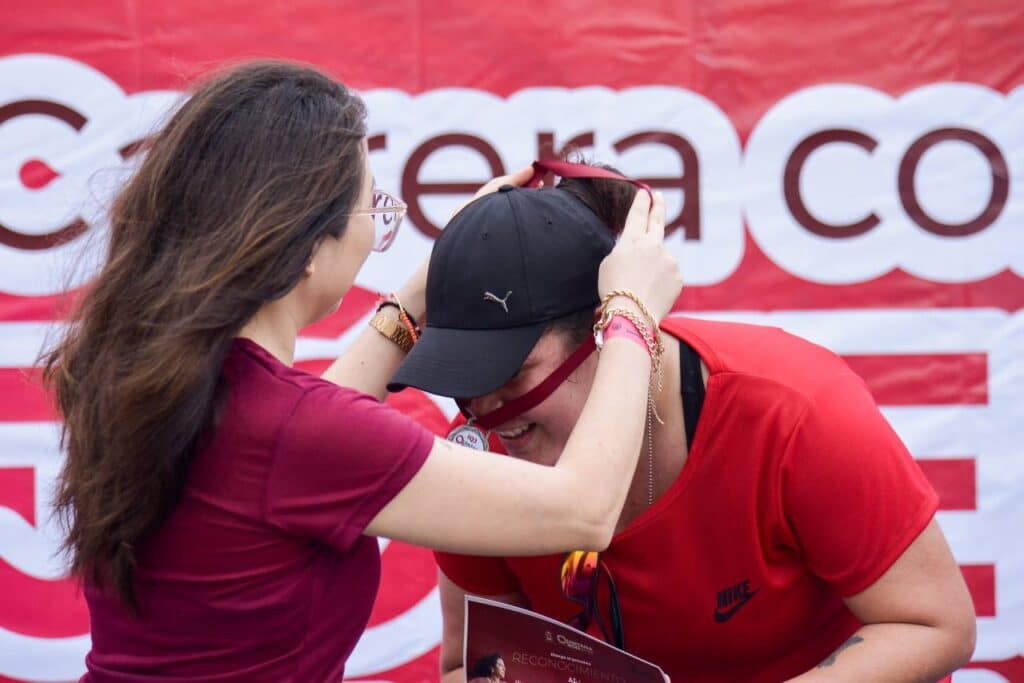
[678,339,706,448]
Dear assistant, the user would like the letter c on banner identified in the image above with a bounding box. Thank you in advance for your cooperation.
[784,129,880,238]
[0,100,90,250]
[401,133,505,238]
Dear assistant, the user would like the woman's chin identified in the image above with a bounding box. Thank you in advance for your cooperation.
[502,430,561,467]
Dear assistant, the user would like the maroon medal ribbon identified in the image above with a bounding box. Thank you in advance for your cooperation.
[448,336,597,450]
[463,335,597,431]
[525,159,654,202]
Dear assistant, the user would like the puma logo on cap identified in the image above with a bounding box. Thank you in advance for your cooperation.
[483,290,512,314]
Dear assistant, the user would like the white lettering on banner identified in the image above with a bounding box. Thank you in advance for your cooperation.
[2,310,1023,676]
[0,54,181,296]
[361,85,744,292]
[0,423,66,580]
[743,84,1024,284]
[2,54,1022,296]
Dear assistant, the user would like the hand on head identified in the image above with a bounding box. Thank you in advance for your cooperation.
[452,165,536,219]
[597,191,682,322]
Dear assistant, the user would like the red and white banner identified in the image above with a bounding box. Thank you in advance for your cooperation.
[2,2,1022,681]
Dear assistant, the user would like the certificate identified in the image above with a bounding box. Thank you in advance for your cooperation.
[464,595,668,683]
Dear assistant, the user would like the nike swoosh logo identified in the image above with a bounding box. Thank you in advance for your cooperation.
[713,589,759,623]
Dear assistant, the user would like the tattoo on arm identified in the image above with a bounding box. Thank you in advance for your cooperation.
[816,635,864,668]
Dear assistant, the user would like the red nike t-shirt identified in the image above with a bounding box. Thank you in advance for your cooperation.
[82,338,433,682]
[436,317,939,683]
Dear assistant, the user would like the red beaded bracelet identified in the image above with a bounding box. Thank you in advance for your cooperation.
[388,292,419,343]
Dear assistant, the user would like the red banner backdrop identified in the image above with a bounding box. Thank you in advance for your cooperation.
[2,1,1023,681]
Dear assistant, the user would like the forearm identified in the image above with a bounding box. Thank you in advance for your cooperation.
[786,622,973,683]
[320,308,407,400]
[320,281,425,400]
[555,327,652,541]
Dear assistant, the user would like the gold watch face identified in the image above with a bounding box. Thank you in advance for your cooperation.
[372,313,413,350]
[375,314,399,333]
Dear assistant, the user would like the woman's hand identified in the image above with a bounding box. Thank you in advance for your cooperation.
[452,165,536,219]
[597,191,682,322]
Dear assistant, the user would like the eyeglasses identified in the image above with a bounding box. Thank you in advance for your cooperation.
[560,550,625,650]
[350,189,407,252]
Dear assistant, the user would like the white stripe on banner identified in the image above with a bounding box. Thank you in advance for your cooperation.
[0,629,91,682]
[0,322,63,367]
[346,587,442,677]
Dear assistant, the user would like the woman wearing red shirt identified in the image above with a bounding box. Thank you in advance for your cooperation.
[41,61,681,681]
[390,164,978,682]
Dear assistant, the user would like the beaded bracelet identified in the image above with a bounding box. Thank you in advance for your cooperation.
[377,294,420,342]
[390,292,419,343]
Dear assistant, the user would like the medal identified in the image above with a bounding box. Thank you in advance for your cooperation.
[446,419,490,451]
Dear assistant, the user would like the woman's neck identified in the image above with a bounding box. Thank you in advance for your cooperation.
[236,301,302,366]
[615,336,690,533]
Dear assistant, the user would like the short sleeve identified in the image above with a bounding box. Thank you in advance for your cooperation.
[780,371,939,597]
[435,550,522,595]
[264,382,433,551]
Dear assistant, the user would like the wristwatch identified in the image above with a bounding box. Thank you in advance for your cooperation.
[369,312,415,353]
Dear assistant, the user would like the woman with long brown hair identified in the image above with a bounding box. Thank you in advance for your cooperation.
[42,60,681,680]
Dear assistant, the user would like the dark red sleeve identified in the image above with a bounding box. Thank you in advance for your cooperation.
[435,550,522,595]
[263,382,433,551]
[780,371,939,597]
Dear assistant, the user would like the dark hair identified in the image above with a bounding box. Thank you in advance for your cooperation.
[556,162,638,238]
[41,60,368,609]
[544,161,639,347]
[468,653,503,678]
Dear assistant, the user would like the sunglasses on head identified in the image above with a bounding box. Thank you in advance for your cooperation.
[560,550,625,650]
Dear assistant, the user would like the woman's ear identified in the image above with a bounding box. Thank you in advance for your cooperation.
[304,262,315,278]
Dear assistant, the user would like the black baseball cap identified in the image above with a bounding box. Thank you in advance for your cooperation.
[387,185,613,398]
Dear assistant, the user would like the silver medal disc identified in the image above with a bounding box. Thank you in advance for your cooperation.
[447,423,490,451]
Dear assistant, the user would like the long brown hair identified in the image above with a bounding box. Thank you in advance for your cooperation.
[42,60,368,608]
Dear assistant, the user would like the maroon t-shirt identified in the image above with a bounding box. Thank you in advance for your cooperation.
[82,338,433,682]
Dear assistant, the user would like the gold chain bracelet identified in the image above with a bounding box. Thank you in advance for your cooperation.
[595,306,665,425]
[596,290,665,499]
[601,290,658,329]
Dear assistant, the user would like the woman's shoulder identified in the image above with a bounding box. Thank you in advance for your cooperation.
[662,315,856,401]
[219,340,393,454]
[227,337,372,400]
